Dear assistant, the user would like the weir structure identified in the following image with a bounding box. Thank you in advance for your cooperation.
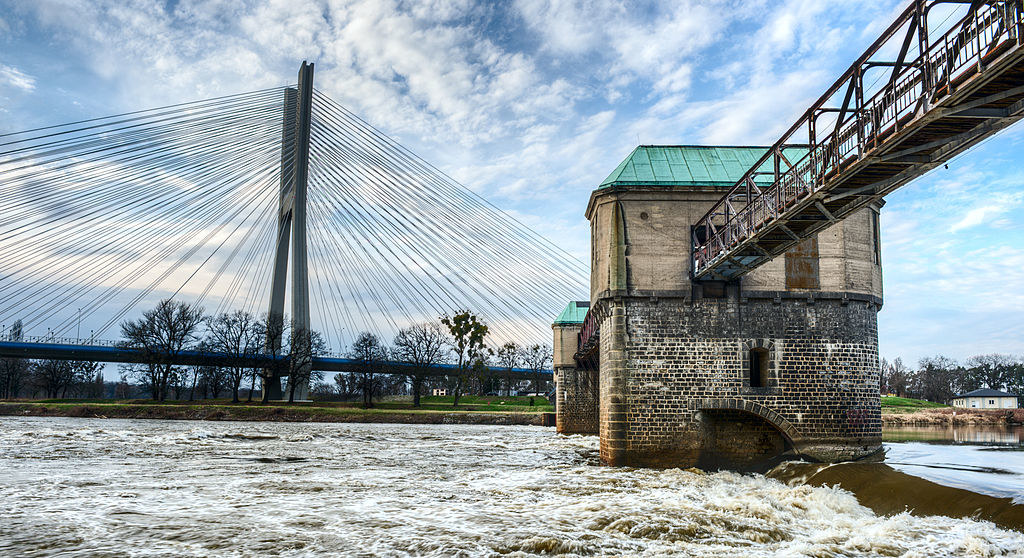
[554,0,1024,468]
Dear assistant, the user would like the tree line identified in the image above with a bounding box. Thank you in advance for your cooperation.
[881,354,1024,403]
[0,301,553,407]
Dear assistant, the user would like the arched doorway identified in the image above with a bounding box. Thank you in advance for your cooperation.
[696,401,799,472]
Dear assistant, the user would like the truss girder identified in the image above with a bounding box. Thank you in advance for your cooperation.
[693,0,1024,280]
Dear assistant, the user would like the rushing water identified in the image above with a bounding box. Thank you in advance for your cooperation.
[2,417,1024,557]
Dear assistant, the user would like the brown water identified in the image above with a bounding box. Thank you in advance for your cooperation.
[2,417,1024,557]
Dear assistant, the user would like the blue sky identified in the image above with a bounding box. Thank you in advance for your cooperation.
[1,0,1022,366]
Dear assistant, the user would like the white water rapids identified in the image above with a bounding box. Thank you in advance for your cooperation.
[1,416,1023,556]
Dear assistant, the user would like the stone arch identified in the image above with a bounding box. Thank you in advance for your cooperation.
[696,397,800,448]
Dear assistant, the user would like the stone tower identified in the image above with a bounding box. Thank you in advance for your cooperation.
[553,145,883,469]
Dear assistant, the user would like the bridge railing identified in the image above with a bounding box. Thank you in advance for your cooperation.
[693,0,1023,278]
[0,334,122,347]
[575,306,600,358]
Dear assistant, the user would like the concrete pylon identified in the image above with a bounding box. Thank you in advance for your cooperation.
[264,61,314,401]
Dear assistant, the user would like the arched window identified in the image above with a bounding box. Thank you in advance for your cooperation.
[749,348,769,388]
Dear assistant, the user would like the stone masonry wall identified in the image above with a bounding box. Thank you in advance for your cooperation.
[555,366,599,434]
[606,293,881,467]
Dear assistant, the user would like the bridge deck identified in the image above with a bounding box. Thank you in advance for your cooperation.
[694,1,1024,280]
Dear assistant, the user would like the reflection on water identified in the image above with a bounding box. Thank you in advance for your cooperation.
[885,425,1024,445]
[1,417,1024,557]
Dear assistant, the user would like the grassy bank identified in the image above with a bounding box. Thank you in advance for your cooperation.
[883,407,1024,426]
[880,396,948,412]
[879,396,1024,425]
[0,397,552,426]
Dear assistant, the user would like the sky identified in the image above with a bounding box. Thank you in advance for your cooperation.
[1,0,1022,366]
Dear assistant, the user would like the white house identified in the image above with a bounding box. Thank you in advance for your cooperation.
[951,388,1019,409]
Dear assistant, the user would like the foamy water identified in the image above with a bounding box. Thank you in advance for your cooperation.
[1,416,1022,556]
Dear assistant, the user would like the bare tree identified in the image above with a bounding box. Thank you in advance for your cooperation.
[200,366,228,399]
[393,323,448,407]
[260,313,288,403]
[286,325,325,403]
[67,361,102,398]
[206,310,264,403]
[522,344,553,396]
[120,299,205,401]
[348,332,387,408]
[966,354,1016,391]
[32,359,74,399]
[495,342,521,396]
[441,312,489,407]
[0,357,30,399]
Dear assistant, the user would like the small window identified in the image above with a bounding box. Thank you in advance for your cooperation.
[871,210,881,265]
[989,399,995,405]
[749,348,769,388]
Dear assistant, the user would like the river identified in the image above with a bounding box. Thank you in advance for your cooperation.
[2,417,1023,556]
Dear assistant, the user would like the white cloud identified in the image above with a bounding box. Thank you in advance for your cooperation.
[950,194,1024,232]
[0,63,36,92]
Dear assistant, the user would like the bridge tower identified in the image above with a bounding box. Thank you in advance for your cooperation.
[557,146,883,469]
[264,61,314,401]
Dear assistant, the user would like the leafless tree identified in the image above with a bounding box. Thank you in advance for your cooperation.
[348,332,387,408]
[286,325,325,403]
[32,359,74,399]
[260,313,288,403]
[67,360,102,398]
[206,310,264,403]
[119,299,205,401]
[495,342,521,396]
[393,323,448,407]
[0,357,30,399]
[522,344,553,396]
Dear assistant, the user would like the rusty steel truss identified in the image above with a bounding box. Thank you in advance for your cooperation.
[693,0,1024,281]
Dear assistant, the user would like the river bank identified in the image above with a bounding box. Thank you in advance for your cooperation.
[5,401,1020,428]
[0,401,549,426]
[882,406,1024,426]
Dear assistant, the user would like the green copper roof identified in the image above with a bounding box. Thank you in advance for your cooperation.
[553,301,589,325]
[599,145,777,189]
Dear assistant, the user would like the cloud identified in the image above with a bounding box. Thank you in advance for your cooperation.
[0,64,36,92]
[949,194,1024,233]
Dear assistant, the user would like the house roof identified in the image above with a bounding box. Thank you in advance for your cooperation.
[953,388,1019,398]
[553,301,589,325]
[598,145,776,189]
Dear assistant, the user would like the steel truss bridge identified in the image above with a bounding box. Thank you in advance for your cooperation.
[0,63,582,394]
[576,0,1024,355]
[693,0,1024,280]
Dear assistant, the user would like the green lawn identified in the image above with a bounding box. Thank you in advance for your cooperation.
[880,396,948,409]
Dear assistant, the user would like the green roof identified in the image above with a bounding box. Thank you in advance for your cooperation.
[553,301,589,325]
[599,145,779,189]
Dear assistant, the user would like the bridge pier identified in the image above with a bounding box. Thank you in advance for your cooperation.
[552,303,599,434]
[557,146,885,469]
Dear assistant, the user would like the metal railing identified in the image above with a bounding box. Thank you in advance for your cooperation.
[693,0,1023,277]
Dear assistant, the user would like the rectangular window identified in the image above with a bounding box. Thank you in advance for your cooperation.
[749,348,769,388]
[871,210,881,265]
[990,399,995,405]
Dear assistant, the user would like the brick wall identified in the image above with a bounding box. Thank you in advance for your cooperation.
[597,292,882,467]
[554,366,599,434]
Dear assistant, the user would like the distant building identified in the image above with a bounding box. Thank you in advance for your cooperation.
[431,388,448,397]
[951,389,1019,409]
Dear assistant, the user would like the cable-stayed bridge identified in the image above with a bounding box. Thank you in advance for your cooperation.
[0,63,586,395]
